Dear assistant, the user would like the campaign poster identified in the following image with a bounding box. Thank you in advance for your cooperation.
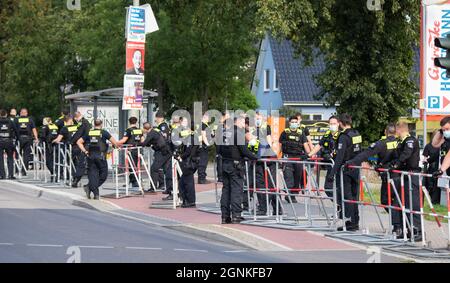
[126,6,146,43]
[123,75,144,110]
[126,42,145,75]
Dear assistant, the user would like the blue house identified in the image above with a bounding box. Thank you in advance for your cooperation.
[252,33,336,121]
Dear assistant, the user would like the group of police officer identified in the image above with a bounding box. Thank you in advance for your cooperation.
[217,111,435,242]
[2,107,449,238]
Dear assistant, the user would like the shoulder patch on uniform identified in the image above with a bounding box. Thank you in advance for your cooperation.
[338,143,343,150]
[407,141,414,148]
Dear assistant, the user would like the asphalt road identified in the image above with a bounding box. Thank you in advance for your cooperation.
[0,187,401,263]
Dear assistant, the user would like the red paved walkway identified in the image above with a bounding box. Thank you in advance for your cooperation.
[106,190,359,251]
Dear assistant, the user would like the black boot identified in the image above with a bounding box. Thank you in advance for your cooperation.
[72,177,81,188]
[83,186,91,199]
[221,217,231,224]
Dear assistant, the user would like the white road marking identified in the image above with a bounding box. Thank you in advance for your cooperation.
[223,250,248,253]
[0,243,14,246]
[77,245,114,249]
[174,248,208,253]
[125,247,162,251]
[26,244,64,248]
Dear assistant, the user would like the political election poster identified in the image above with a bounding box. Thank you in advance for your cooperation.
[123,75,144,110]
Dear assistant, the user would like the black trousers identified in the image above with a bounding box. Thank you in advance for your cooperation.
[380,174,390,213]
[243,161,278,213]
[283,161,306,195]
[179,172,196,204]
[197,146,208,180]
[87,155,108,197]
[424,168,440,204]
[151,151,173,192]
[0,139,14,178]
[391,175,422,232]
[221,160,244,218]
[128,149,139,185]
[19,136,32,174]
[336,169,360,225]
[72,146,86,181]
[216,153,223,181]
[45,144,54,175]
[324,166,334,198]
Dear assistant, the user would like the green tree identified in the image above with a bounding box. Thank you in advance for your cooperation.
[1,0,80,120]
[257,0,419,141]
[147,0,259,113]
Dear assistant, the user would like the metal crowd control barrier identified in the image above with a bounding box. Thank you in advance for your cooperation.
[150,156,182,209]
[109,145,151,198]
[240,157,338,231]
[327,165,450,254]
[30,142,47,182]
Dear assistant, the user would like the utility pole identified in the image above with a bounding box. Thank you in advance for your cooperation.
[129,0,141,124]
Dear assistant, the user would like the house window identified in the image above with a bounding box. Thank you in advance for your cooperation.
[312,114,323,121]
[274,69,279,91]
[264,69,270,92]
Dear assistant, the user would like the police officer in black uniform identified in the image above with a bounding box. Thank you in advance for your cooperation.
[197,113,211,184]
[347,123,398,212]
[0,109,18,180]
[40,117,59,181]
[77,119,119,200]
[141,122,173,193]
[388,122,422,240]
[55,110,69,130]
[155,111,171,192]
[175,119,200,207]
[9,108,17,122]
[327,114,362,231]
[246,115,281,216]
[118,117,143,188]
[14,108,39,176]
[219,116,258,224]
[71,111,92,187]
[52,115,80,182]
[308,115,340,198]
[279,116,310,203]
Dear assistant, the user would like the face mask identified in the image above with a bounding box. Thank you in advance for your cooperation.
[444,130,450,139]
[330,125,339,132]
[290,123,299,129]
[255,119,262,127]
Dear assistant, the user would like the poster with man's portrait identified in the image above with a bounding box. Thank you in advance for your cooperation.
[126,42,145,75]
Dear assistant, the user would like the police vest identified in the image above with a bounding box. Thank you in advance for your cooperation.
[127,128,143,145]
[282,128,305,155]
[47,124,59,143]
[88,130,107,153]
[221,127,243,161]
[66,125,79,144]
[248,139,260,154]
[17,117,32,136]
[378,136,398,165]
[341,129,362,160]
[321,130,339,157]
[0,118,12,139]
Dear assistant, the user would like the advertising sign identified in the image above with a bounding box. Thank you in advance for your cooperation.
[423,2,450,113]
